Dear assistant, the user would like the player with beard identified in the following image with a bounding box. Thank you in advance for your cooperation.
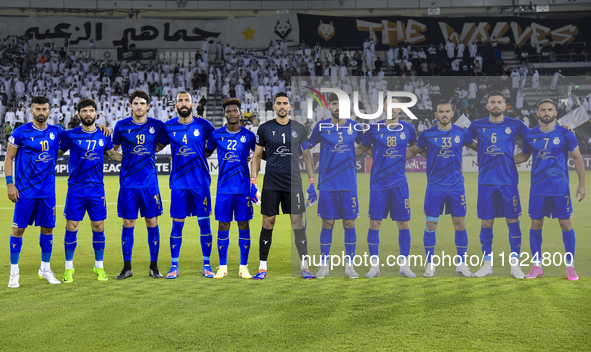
[112,90,167,280]
[57,98,122,283]
[208,98,257,279]
[407,100,477,277]
[309,93,367,279]
[514,99,585,281]
[467,91,529,278]
[352,96,418,279]
[160,91,216,279]
[250,91,317,280]
[6,96,109,288]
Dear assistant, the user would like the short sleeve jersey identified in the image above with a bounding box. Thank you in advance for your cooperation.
[160,117,214,190]
[112,117,166,189]
[417,125,473,190]
[58,127,113,190]
[309,119,363,191]
[522,125,578,196]
[256,119,308,192]
[467,117,527,186]
[210,126,257,195]
[8,123,64,198]
[361,120,416,190]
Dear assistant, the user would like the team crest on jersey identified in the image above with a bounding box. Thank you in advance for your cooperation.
[454,135,460,143]
[553,137,560,145]
[292,131,298,138]
[347,128,353,135]
[149,127,155,134]
[49,132,55,140]
[505,127,512,134]
[99,139,104,147]
[194,129,200,137]
[240,135,246,143]
[400,132,406,140]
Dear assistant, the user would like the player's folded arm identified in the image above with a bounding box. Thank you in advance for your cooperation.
[105,148,123,162]
[406,144,423,159]
[514,152,531,164]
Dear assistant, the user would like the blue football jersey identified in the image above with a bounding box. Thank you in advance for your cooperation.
[362,120,416,190]
[210,126,257,195]
[59,127,114,190]
[468,117,527,186]
[417,125,473,190]
[160,117,214,190]
[8,123,63,198]
[308,119,363,191]
[522,125,578,196]
[112,117,166,189]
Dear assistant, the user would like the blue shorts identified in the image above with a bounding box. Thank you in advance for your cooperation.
[170,189,211,219]
[64,187,107,222]
[529,194,573,220]
[215,194,253,222]
[13,197,56,229]
[318,190,360,220]
[477,184,522,220]
[424,185,467,218]
[117,187,163,220]
[368,184,410,221]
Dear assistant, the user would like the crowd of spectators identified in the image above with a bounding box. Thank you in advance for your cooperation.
[1,32,590,154]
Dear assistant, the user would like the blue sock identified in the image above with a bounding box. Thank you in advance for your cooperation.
[562,229,576,265]
[480,227,493,259]
[529,229,542,264]
[170,221,184,265]
[508,221,522,257]
[320,227,333,263]
[39,232,53,263]
[423,229,436,263]
[121,226,135,262]
[147,225,160,262]
[198,217,212,265]
[455,230,468,263]
[64,229,78,262]
[367,229,380,259]
[238,229,250,266]
[344,227,356,264]
[92,231,105,262]
[399,228,411,257]
[217,230,230,266]
[10,236,22,265]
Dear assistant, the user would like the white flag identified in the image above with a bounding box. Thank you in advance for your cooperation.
[454,113,471,128]
[558,106,590,129]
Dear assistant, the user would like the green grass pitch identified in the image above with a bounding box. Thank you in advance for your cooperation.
[1,172,590,351]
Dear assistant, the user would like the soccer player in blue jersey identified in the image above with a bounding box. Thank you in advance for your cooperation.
[250,92,317,280]
[112,90,167,279]
[309,93,367,279]
[356,96,419,278]
[208,98,257,279]
[57,99,122,283]
[6,96,64,287]
[468,91,528,278]
[159,91,216,279]
[407,100,478,277]
[514,99,585,281]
